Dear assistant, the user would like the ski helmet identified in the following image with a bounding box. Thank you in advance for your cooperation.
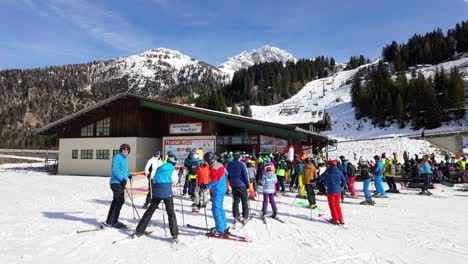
[119,144,131,154]
[328,160,337,166]
[204,152,216,165]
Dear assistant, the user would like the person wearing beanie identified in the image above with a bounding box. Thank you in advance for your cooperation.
[311,160,347,225]
[143,150,163,208]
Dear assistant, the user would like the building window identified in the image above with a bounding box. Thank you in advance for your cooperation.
[81,149,93,159]
[72,150,78,159]
[96,117,110,136]
[113,150,119,157]
[96,149,110,160]
[81,124,94,137]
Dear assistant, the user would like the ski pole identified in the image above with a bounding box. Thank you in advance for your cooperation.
[254,192,260,215]
[129,179,136,219]
[130,179,139,218]
[179,185,185,226]
[125,184,141,220]
[204,206,209,230]
[162,202,167,237]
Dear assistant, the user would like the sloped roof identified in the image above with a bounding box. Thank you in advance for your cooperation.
[37,93,329,142]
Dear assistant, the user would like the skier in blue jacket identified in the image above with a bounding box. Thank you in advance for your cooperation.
[372,155,387,197]
[312,160,347,225]
[104,144,131,229]
[134,154,179,243]
[205,152,229,236]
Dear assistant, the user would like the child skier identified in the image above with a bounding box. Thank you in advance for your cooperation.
[311,160,347,225]
[193,160,211,212]
[260,162,278,219]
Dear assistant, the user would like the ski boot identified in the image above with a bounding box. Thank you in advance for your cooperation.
[270,211,277,219]
[360,197,374,205]
[309,204,317,209]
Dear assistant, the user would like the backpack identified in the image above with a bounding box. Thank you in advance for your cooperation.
[347,163,356,176]
[189,161,199,175]
[360,166,370,179]
[389,164,396,175]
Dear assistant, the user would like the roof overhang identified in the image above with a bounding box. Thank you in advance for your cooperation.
[37,93,330,144]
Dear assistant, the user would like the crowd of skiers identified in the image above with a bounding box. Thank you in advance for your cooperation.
[102,144,467,242]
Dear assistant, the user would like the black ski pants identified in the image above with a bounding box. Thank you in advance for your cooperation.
[232,186,249,218]
[106,183,125,225]
[276,176,285,192]
[317,181,327,194]
[135,197,178,238]
[144,177,152,206]
[386,176,397,190]
[305,184,316,206]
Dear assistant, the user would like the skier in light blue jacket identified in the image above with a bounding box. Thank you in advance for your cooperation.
[372,155,387,198]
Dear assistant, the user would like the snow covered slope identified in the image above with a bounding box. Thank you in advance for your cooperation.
[219,45,296,78]
[252,57,468,141]
[2,162,468,264]
[93,48,225,97]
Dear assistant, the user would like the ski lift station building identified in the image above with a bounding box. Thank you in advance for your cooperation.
[37,93,332,176]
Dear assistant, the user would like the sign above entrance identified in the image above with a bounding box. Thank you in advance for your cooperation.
[169,123,202,134]
[260,135,288,153]
[216,136,258,145]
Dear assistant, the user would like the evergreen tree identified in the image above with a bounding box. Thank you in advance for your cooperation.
[448,67,466,118]
[240,101,252,117]
[350,73,361,108]
[231,104,239,115]
[394,94,405,128]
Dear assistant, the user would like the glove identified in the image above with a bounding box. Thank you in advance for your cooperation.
[121,180,127,186]
[128,175,133,180]
[200,184,206,190]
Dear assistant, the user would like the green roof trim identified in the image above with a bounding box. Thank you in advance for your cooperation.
[139,100,308,141]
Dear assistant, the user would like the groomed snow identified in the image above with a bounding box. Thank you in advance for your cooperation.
[2,162,468,264]
[251,57,468,141]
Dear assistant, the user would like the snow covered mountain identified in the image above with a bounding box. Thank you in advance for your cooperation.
[91,48,226,97]
[251,57,468,141]
[219,45,296,78]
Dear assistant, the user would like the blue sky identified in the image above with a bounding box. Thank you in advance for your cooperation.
[1,0,467,69]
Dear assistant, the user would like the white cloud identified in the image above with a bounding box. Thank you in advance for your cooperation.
[20,0,154,53]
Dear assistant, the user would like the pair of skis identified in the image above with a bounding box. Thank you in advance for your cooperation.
[260,214,285,224]
[186,224,251,243]
[76,222,133,234]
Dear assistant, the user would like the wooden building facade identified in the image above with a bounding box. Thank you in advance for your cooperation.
[38,93,331,176]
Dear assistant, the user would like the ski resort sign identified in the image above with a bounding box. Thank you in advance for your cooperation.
[169,123,202,134]
[163,136,216,165]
